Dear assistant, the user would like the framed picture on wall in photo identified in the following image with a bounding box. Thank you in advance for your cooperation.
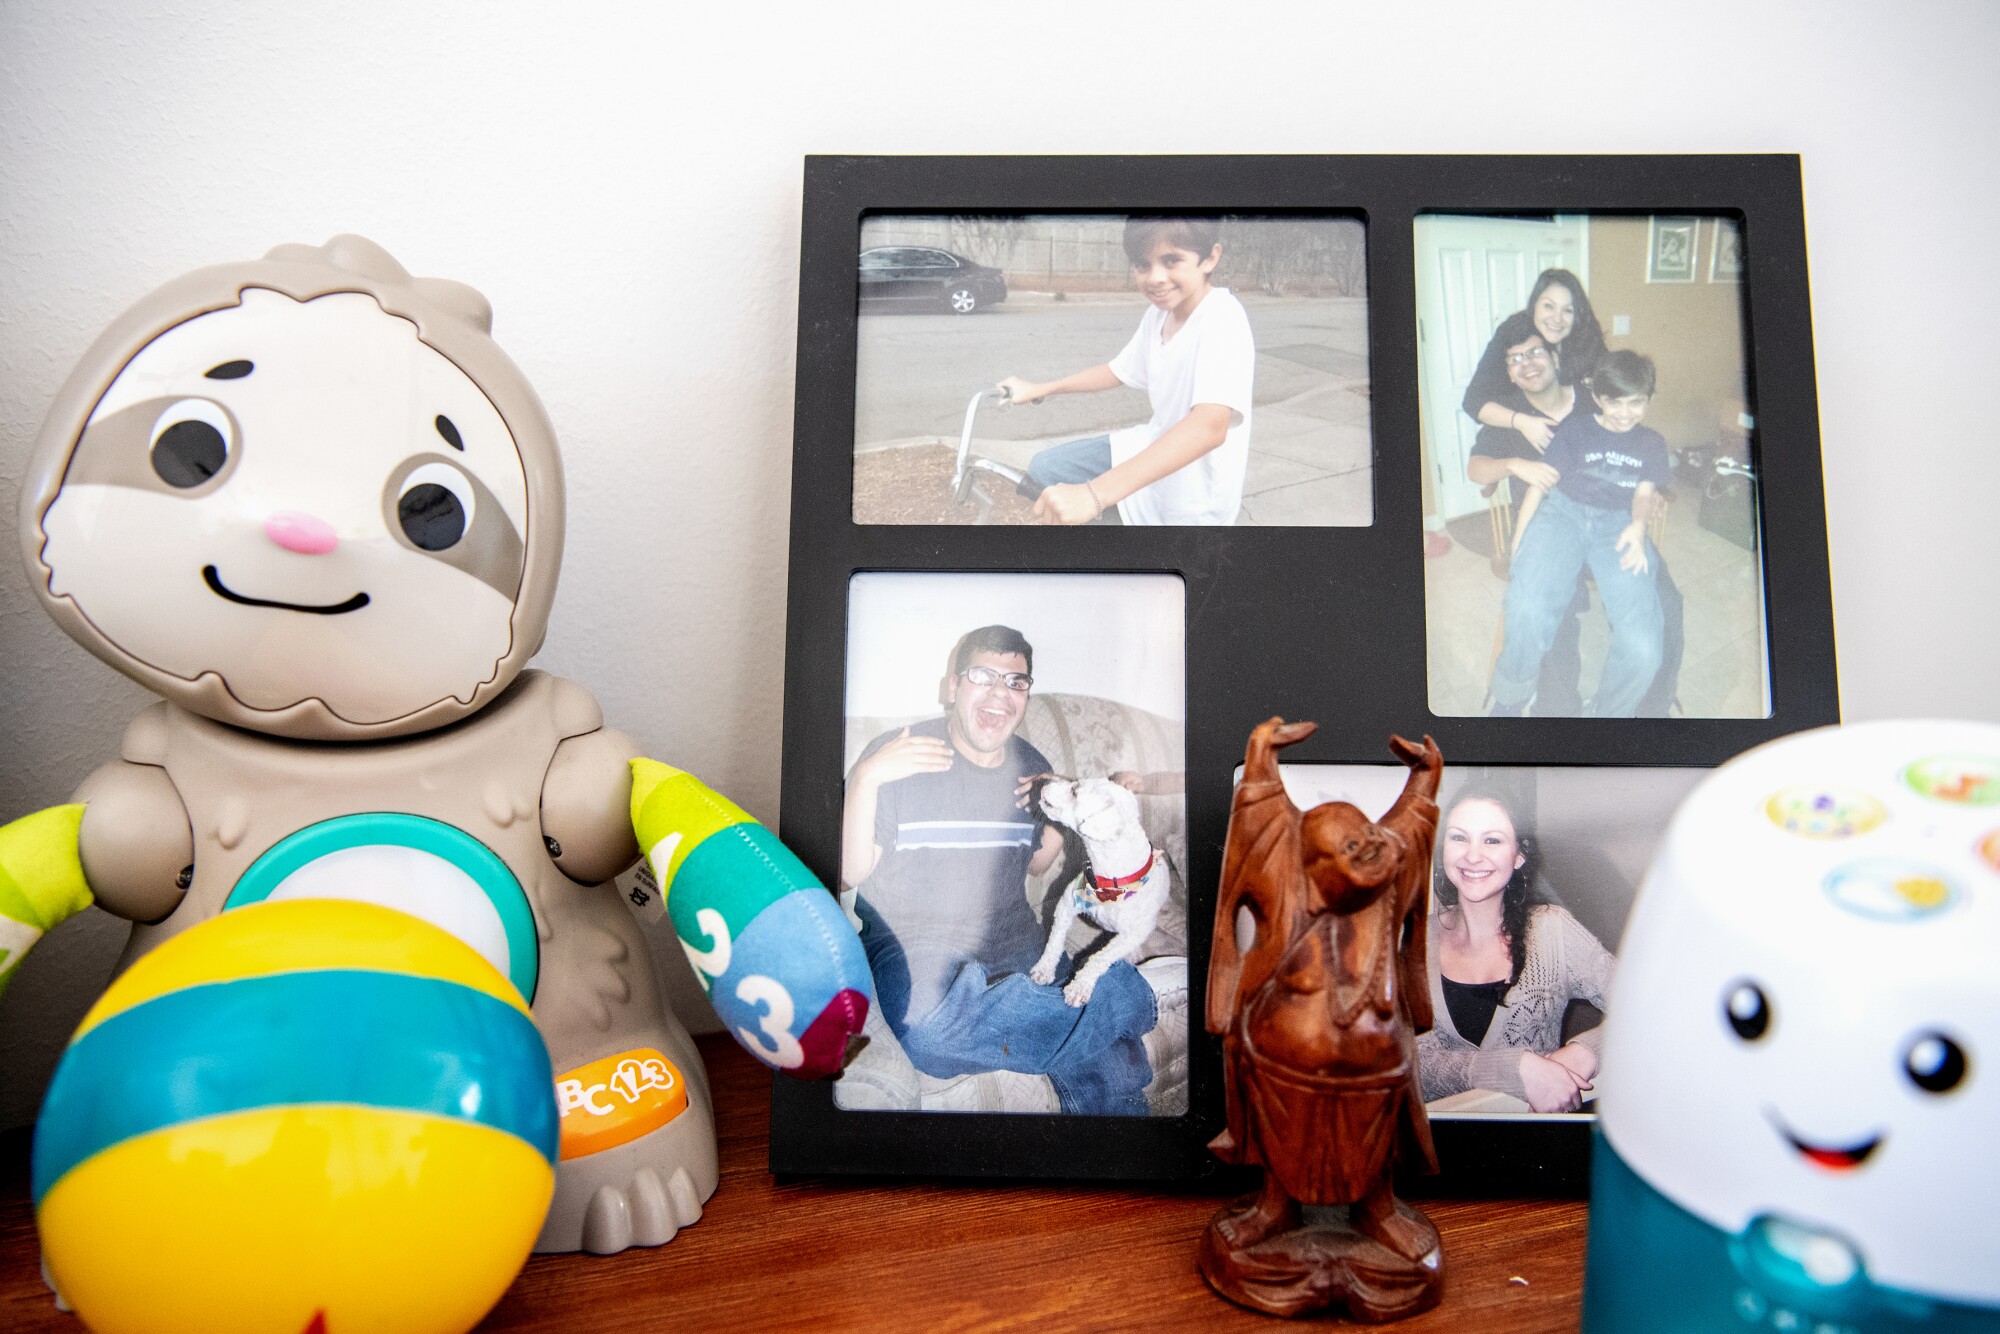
[776,155,1838,1187]
[1646,215,1702,283]
[1711,218,1745,282]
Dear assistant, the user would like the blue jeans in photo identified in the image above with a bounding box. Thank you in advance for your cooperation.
[1493,488,1665,718]
[864,907,1158,1117]
[1026,434,1122,525]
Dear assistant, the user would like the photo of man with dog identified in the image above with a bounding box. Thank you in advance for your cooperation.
[835,573,1189,1117]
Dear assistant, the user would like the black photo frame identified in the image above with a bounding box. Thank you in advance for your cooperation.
[774,155,1836,1193]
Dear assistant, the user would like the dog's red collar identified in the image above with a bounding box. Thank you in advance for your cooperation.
[1091,850,1154,900]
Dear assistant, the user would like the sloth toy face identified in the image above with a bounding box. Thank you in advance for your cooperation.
[21,237,564,740]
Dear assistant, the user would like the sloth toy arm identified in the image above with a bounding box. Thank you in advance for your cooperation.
[542,730,872,1081]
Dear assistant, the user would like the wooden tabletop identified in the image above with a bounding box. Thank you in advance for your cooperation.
[1,1036,1586,1332]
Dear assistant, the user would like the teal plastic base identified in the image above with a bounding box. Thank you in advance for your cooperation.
[1583,1127,1997,1332]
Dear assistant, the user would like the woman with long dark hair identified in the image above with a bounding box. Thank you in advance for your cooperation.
[1461,268,1609,453]
[1417,791,1616,1113]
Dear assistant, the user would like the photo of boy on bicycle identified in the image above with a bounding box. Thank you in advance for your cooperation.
[851,213,1371,528]
[998,218,1254,525]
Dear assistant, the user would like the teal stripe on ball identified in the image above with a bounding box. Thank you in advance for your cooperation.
[34,970,557,1203]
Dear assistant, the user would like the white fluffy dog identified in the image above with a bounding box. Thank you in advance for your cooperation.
[1029,776,1171,1007]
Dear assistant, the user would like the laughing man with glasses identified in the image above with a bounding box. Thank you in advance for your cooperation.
[838,624,1159,1115]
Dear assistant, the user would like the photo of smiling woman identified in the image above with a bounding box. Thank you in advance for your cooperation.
[1460,268,1608,454]
[1267,761,1707,1119]
[1421,787,1614,1114]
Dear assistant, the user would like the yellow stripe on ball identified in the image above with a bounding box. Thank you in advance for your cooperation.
[40,1105,554,1334]
[73,898,531,1038]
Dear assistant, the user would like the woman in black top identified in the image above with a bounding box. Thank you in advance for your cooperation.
[1424,791,1615,1112]
[1461,268,1609,454]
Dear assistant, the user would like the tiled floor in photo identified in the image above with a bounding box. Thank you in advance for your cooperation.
[1424,496,1769,718]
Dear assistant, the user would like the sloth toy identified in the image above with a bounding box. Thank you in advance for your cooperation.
[0,236,871,1261]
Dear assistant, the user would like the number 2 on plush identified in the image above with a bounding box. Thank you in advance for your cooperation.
[646,826,807,1069]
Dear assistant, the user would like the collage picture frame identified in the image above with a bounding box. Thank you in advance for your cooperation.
[774,155,1838,1192]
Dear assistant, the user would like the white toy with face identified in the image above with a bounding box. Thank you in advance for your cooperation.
[1586,720,2000,1331]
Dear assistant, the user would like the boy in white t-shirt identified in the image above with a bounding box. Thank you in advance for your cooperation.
[998,218,1256,525]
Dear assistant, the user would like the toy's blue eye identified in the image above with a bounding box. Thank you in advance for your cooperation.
[1724,981,1770,1041]
[150,398,232,488]
[1904,1033,1967,1094]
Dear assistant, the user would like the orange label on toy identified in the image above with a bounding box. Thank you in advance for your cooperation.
[553,1048,687,1161]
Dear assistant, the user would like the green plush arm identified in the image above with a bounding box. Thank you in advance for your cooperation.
[0,806,95,996]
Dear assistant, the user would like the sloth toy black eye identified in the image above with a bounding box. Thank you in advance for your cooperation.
[150,399,234,488]
[399,484,465,550]
[395,461,475,551]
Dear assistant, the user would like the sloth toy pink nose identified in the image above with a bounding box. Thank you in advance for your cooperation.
[264,511,339,555]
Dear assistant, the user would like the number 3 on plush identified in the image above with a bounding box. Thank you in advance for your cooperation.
[734,975,805,1069]
[670,901,803,1069]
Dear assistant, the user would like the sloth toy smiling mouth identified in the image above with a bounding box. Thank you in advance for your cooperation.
[202,564,371,615]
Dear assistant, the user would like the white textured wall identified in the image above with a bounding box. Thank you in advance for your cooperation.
[3,1,1996,1126]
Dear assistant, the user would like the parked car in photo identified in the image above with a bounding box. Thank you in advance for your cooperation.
[858,246,1007,315]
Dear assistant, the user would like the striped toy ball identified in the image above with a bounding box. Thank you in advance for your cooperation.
[35,899,559,1334]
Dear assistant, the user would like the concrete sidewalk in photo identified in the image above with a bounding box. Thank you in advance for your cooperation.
[950,384,1371,526]
[852,293,1374,526]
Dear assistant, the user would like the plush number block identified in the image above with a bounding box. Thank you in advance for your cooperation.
[631,759,872,1077]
